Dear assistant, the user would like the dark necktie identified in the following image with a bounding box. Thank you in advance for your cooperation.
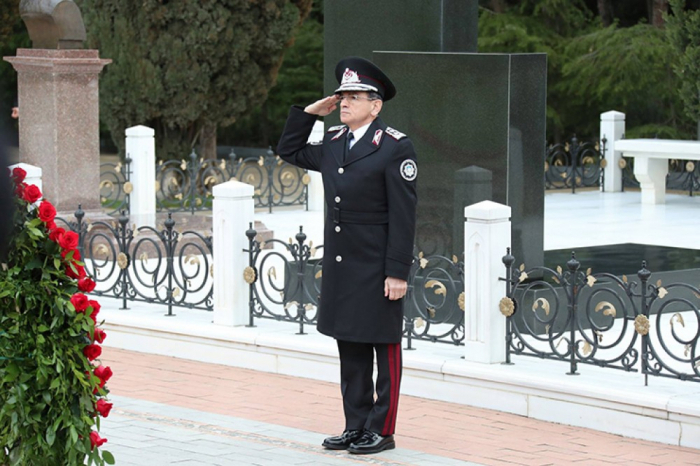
[344,132,354,162]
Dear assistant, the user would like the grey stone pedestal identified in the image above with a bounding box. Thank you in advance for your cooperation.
[4,49,111,212]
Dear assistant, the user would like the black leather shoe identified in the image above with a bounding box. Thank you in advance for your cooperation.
[322,429,364,450]
[347,430,395,454]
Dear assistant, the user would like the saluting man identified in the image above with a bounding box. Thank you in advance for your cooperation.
[277,57,418,455]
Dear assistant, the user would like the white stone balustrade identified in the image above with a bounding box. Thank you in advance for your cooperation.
[614,139,700,204]
[212,180,254,326]
[463,200,511,363]
[125,125,156,227]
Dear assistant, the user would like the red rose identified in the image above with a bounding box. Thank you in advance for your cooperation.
[11,167,26,183]
[93,327,107,343]
[89,431,107,449]
[70,293,89,312]
[88,300,101,323]
[49,227,65,243]
[22,184,42,203]
[78,277,96,293]
[94,365,113,384]
[45,220,56,232]
[37,200,56,223]
[83,344,102,361]
[96,399,113,418]
[59,231,79,250]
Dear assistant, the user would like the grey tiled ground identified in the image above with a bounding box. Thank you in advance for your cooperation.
[101,396,481,466]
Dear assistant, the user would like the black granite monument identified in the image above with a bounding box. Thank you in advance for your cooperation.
[324,0,546,267]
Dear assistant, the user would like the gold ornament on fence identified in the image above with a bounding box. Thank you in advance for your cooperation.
[117,252,129,270]
[302,174,311,185]
[618,159,627,169]
[243,266,257,284]
[600,159,608,168]
[634,315,649,335]
[687,161,695,173]
[123,181,133,194]
[499,297,515,317]
[458,292,465,311]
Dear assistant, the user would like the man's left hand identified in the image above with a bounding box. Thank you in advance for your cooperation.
[384,277,407,301]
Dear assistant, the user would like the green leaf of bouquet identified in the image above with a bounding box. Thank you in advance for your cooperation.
[69,425,78,444]
[46,426,56,446]
[53,258,61,270]
[102,450,115,464]
[4,362,20,382]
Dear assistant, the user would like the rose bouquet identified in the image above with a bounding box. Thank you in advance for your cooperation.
[0,168,114,465]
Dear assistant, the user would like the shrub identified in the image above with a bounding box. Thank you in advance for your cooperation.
[0,167,114,465]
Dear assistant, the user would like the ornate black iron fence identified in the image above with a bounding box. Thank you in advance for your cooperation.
[100,157,131,215]
[156,148,309,214]
[621,156,700,195]
[545,137,606,193]
[244,224,465,348]
[502,249,700,384]
[56,206,213,315]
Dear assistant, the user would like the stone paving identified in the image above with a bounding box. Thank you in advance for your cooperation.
[99,348,700,466]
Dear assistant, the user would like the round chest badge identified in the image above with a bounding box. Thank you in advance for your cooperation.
[400,159,417,181]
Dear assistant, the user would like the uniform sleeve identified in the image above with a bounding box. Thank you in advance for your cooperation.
[276,106,323,172]
[384,138,418,280]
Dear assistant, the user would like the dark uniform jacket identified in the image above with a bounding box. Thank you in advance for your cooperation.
[277,106,417,344]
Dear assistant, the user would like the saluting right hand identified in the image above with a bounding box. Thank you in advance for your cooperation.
[304,95,340,117]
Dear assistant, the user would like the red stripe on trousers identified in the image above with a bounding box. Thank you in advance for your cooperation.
[382,344,400,435]
[389,344,400,434]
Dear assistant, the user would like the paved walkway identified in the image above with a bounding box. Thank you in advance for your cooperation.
[100,348,700,465]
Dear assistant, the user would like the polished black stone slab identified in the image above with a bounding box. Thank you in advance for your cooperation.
[372,52,547,265]
[544,243,700,275]
[323,0,478,115]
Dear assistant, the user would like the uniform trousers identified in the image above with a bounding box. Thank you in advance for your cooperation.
[337,340,403,436]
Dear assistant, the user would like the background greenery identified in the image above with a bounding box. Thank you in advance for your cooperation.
[1,0,699,154]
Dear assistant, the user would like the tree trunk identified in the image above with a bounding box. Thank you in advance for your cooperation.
[651,0,668,27]
[597,0,613,27]
[200,121,217,160]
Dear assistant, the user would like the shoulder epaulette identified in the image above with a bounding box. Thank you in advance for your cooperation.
[327,125,346,133]
[385,127,406,140]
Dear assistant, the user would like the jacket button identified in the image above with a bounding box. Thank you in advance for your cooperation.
[335,226,341,233]
[338,167,344,174]
[336,255,342,262]
[335,196,341,203]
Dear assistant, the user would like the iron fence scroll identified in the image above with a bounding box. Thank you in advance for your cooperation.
[502,249,700,384]
[245,227,466,347]
[155,148,309,214]
[100,157,131,215]
[244,224,322,335]
[56,206,214,315]
[545,137,605,193]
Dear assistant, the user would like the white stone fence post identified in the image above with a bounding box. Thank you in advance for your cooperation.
[600,110,626,192]
[125,125,156,228]
[212,180,254,326]
[463,200,511,363]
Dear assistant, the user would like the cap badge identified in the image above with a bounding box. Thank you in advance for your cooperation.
[400,159,417,181]
[372,130,383,146]
[341,68,361,85]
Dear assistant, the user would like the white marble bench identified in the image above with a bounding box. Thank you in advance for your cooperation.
[614,139,700,204]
